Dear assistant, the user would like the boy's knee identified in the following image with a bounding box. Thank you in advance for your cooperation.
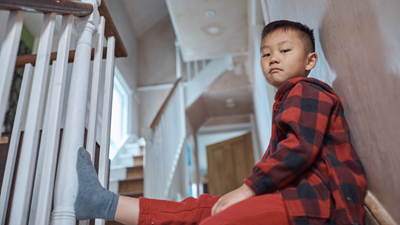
[200,219,229,225]
[200,215,233,225]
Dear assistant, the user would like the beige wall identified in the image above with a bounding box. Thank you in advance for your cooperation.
[263,0,400,222]
[138,88,171,134]
[137,15,177,86]
[136,14,179,134]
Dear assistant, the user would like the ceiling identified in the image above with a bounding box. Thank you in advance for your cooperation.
[121,0,254,128]
[121,0,169,37]
[166,0,248,62]
[121,0,249,62]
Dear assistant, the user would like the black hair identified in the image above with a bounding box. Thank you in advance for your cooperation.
[261,20,315,53]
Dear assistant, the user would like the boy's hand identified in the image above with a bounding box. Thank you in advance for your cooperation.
[211,184,255,215]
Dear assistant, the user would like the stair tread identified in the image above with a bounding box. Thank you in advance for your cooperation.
[106,221,124,225]
[120,177,144,182]
[119,190,144,195]
[127,165,143,169]
[126,175,144,179]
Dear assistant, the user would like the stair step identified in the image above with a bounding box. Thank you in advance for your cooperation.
[126,165,144,179]
[106,221,124,225]
[119,178,144,193]
[119,191,144,198]
[133,155,143,166]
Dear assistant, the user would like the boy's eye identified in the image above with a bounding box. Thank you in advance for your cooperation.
[281,49,290,53]
[262,53,270,57]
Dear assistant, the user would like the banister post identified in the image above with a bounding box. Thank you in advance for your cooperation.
[142,127,154,198]
[50,1,99,224]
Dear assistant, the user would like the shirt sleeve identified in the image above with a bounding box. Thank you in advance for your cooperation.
[245,82,334,195]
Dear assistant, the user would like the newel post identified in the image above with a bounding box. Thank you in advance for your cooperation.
[51,1,99,224]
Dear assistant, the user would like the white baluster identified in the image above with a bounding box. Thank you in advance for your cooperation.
[194,60,198,77]
[179,83,186,143]
[186,61,191,81]
[175,40,181,79]
[0,10,10,44]
[9,12,56,225]
[51,6,99,225]
[33,14,74,225]
[0,10,24,138]
[95,36,115,225]
[28,60,57,225]
[142,128,153,198]
[87,16,105,161]
[0,63,32,225]
[91,37,115,225]
[81,15,105,225]
[98,37,115,190]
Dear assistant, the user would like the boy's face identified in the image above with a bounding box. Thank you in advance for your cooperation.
[260,29,317,89]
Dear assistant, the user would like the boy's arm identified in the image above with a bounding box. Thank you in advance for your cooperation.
[245,83,333,195]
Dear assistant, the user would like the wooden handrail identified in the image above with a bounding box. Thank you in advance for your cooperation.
[0,0,93,17]
[150,78,183,131]
[14,47,107,68]
[0,0,128,58]
[364,192,396,225]
[99,0,127,58]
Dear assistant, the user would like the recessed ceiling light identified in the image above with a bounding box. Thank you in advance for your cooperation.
[225,98,235,108]
[208,26,220,34]
[205,10,215,18]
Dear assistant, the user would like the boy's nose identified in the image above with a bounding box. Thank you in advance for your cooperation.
[269,57,279,65]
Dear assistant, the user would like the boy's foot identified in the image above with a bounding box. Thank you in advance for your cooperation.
[74,147,119,221]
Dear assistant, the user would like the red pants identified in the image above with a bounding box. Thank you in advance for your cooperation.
[138,193,290,225]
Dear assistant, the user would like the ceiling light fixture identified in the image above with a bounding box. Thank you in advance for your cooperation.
[208,26,220,34]
[225,98,235,108]
[205,10,215,18]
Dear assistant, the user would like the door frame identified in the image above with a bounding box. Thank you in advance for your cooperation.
[197,114,262,164]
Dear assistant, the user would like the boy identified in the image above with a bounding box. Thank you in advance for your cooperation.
[75,20,367,225]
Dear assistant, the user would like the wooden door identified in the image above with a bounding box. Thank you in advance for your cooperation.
[206,133,254,196]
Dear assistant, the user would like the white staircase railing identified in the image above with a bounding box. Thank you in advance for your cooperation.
[0,1,126,224]
[143,40,234,199]
[185,55,232,108]
[143,78,186,200]
[143,42,187,200]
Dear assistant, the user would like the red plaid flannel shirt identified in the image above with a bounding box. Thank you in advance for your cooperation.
[245,77,367,225]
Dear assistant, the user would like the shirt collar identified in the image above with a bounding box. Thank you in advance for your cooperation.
[275,77,306,102]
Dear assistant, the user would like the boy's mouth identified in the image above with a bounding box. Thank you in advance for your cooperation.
[270,68,282,73]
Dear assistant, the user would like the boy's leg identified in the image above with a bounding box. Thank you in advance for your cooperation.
[114,196,140,224]
[200,193,289,225]
[138,194,220,225]
[76,148,287,225]
[75,147,219,225]
[75,147,141,224]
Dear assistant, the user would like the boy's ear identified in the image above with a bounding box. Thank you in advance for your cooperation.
[305,52,318,71]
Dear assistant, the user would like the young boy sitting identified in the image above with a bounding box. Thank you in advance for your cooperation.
[74,20,367,225]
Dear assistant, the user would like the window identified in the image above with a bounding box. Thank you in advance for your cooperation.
[109,67,132,159]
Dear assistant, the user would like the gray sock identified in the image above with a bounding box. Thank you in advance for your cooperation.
[74,147,119,221]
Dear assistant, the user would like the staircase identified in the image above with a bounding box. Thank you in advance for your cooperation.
[118,154,144,198]
[106,143,145,225]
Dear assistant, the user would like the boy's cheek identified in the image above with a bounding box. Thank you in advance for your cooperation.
[264,75,276,87]
[260,58,269,69]
[261,65,269,77]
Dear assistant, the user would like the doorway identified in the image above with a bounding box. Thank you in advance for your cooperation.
[206,133,254,196]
